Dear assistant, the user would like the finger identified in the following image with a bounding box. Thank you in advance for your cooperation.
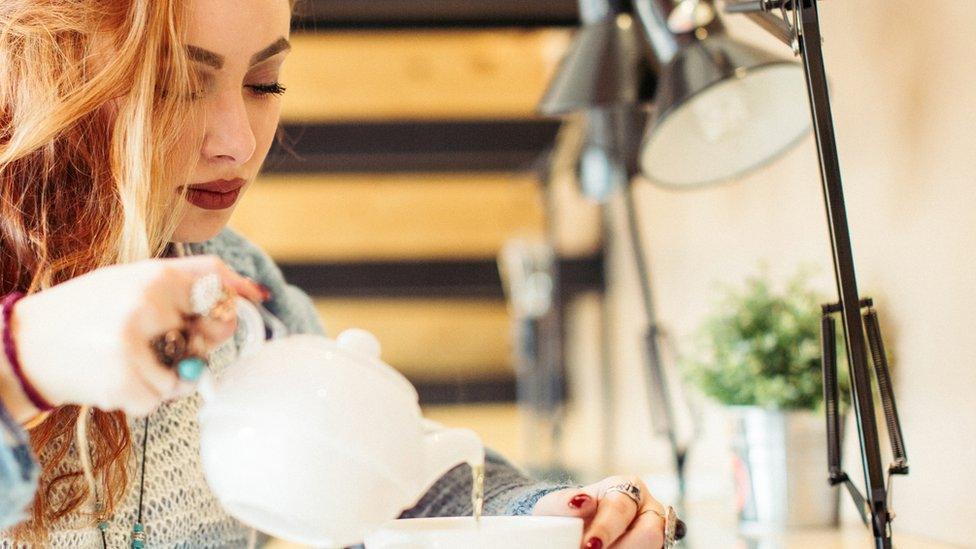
[133,360,181,403]
[532,488,599,521]
[168,255,264,306]
[135,314,207,399]
[149,329,206,400]
[132,300,200,396]
[581,491,640,549]
[130,342,182,402]
[161,256,245,348]
[188,311,238,350]
[170,378,198,400]
[107,364,166,417]
[612,509,665,549]
[168,331,212,383]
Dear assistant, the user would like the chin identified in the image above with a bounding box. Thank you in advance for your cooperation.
[171,211,234,244]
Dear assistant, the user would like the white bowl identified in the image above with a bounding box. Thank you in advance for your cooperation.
[364,516,584,549]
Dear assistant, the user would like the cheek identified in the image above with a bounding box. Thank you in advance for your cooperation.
[167,120,205,191]
[247,101,282,166]
[179,122,205,160]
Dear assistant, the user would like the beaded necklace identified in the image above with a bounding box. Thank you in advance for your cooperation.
[92,414,150,549]
[88,243,187,548]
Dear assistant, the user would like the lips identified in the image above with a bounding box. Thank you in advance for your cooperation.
[185,178,246,210]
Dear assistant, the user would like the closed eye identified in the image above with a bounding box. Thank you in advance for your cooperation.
[247,82,287,96]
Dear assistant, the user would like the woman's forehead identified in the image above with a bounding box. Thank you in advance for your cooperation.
[185,0,291,68]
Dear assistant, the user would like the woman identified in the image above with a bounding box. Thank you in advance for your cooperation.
[0,0,679,547]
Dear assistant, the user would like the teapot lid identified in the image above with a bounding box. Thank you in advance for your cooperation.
[330,329,419,402]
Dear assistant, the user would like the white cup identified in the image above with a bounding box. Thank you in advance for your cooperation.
[364,516,583,549]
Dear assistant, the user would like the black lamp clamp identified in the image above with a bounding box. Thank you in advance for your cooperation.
[821,298,909,528]
[724,1,909,547]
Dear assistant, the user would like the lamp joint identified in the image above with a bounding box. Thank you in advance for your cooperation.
[821,297,874,314]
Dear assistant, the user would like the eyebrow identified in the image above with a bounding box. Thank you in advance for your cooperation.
[249,37,291,66]
[186,37,291,70]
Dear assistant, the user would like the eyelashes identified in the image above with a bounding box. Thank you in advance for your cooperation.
[162,82,287,101]
[246,82,287,97]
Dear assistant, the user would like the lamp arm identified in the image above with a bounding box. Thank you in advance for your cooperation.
[577,0,620,25]
[632,0,682,63]
[724,0,794,45]
[622,180,689,500]
[796,6,893,546]
[632,0,732,65]
[727,1,903,547]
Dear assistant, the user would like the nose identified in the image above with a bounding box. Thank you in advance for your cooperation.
[200,91,256,166]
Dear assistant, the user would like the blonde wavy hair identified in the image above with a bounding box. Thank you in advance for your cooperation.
[0,0,203,541]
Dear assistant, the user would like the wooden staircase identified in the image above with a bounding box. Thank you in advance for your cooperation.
[230,2,602,404]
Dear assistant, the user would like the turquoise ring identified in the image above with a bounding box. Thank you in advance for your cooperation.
[176,357,207,381]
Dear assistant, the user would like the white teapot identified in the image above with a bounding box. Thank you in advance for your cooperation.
[196,300,484,548]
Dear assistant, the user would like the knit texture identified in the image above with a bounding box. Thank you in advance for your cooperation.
[0,229,568,547]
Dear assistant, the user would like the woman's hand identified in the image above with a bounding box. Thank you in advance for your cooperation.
[6,255,264,418]
[532,475,682,549]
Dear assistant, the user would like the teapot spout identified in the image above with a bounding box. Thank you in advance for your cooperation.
[419,419,484,501]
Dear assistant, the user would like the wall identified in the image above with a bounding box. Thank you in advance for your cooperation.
[580,1,975,545]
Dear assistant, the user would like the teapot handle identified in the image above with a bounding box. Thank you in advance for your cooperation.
[235,297,269,359]
[194,299,267,405]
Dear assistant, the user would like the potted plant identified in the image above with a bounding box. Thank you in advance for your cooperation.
[684,269,845,534]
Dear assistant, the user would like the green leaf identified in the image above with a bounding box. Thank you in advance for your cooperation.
[683,268,849,410]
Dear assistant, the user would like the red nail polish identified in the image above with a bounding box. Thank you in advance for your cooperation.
[569,494,590,509]
[585,537,603,549]
[242,276,272,301]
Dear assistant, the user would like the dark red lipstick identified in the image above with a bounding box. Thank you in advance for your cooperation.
[185,178,246,210]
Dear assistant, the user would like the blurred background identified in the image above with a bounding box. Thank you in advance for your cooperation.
[244,1,975,547]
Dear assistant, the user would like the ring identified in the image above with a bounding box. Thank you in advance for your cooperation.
[190,273,235,321]
[605,482,642,507]
[663,505,679,547]
[152,329,188,367]
[150,329,209,381]
[641,506,685,546]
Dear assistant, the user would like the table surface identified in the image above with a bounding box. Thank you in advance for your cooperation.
[266,521,960,549]
[261,409,961,548]
[260,401,962,548]
[662,498,964,549]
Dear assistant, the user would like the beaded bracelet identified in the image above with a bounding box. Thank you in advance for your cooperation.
[1,292,55,412]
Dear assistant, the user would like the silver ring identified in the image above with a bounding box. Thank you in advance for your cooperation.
[190,274,234,320]
[663,505,678,548]
[640,505,682,547]
[605,482,642,507]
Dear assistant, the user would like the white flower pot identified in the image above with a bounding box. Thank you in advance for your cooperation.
[728,406,840,536]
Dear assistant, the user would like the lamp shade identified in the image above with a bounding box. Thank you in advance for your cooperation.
[538,14,657,116]
[639,36,810,187]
